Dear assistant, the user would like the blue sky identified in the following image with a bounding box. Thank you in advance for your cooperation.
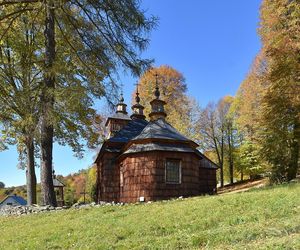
[0,0,261,187]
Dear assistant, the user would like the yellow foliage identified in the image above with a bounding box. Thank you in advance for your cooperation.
[134,65,199,139]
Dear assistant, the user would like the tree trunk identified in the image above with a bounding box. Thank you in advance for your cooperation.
[228,128,234,184]
[40,0,57,206]
[220,134,224,187]
[219,162,224,187]
[213,137,224,188]
[25,137,36,205]
[288,119,300,180]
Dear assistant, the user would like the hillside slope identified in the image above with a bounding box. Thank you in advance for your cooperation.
[1,183,299,249]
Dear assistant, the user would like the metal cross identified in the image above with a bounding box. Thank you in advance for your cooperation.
[155,73,159,88]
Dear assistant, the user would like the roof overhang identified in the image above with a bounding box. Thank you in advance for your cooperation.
[117,140,202,161]
[105,115,131,126]
[124,138,199,152]
[197,150,219,169]
[94,140,125,164]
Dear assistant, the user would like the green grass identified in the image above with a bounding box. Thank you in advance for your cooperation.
[1,183,300,250]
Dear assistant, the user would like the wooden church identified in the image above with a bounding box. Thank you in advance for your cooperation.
[95,80,218,203]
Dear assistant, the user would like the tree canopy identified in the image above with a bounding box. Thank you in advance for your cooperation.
[0,0,157,205]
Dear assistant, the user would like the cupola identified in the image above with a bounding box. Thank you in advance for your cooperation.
[149,74,167,121]
[116,93,128,114]
[105,93,131,138]
[130,84,146,120]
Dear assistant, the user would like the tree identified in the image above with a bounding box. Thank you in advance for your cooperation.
[86,165,97,202]
[198,102,225,187]
[232,0,300,183]
[0,182,5,189]
[231,52,268,180]
[258,0,300,182]
[135,65,200,140]
[1,0,157,205]
[221,96,236,184]
[198,96,238,186]
[0,13,43,205]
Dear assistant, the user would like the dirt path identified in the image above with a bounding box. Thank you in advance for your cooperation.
[218,178,268,195]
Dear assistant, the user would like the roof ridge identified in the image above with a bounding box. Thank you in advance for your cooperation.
[131,118,192,142]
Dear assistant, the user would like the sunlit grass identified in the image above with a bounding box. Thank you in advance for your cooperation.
[1,183,299,249]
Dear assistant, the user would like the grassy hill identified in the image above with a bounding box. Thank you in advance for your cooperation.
[1,183,299,250]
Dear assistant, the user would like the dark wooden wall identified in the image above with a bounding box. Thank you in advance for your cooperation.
[97,150,217,203]
[97,152,120,202]
[119,151,217,203]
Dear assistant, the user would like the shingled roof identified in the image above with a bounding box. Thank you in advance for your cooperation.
[108,119,148,143]
[0,195,27,206]
[131,118,193,142]
[53,178,65,187]
[105,113,131,126]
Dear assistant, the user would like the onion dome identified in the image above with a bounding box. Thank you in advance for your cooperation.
[131,83,146,120]
[149,73,167,121]
[116,93,128,114]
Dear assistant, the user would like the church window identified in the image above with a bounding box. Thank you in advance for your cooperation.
[165,159,181,184]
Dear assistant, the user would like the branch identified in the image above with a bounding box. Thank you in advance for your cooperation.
[0,7,35,22]
[0,0,39,6]
[72,0,130,66]
[61,6,111,67]
[54,15,94,75]
[0,113,14,122]
[0,9,23,41]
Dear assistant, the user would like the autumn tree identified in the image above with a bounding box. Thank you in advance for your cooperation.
[231,0,299,182]
[197,96,239,186]
[198,102,225,186]
[134,65,200,140]
[1,0,156,205]
[221,96,236,184]
[258,0,300,182]
[231,52,268,179]
[86,165,97,202]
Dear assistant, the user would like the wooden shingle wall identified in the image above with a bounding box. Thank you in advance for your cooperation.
[119,151,217,203]
[97,152,120,202]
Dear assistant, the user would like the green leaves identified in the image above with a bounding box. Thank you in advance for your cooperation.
[258,0,300,182]
[1,0,156,158]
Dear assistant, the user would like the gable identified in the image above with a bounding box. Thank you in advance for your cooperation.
[0,195,27,206]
